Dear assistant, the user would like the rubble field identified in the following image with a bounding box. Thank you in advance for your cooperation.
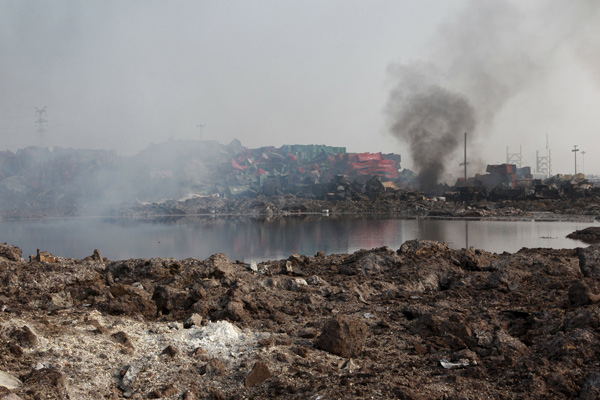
[113,190,600,222]
[1,141,598,220]
[2,238,600,399]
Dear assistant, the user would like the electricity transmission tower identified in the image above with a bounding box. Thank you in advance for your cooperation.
[506,145,522,168]
[197,124,206,141]
[35,106,47,137]
[536,134,551,178]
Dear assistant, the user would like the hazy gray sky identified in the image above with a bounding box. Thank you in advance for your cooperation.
[1,0,599,177]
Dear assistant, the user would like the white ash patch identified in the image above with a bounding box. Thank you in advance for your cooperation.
[0,311,262,399]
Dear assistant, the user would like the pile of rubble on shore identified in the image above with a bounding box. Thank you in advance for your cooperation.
[2,239,600,398]
[1,140,598,219]
[0,140,403,218]
[114,189,600,222]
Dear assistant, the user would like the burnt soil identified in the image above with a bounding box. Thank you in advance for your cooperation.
[2,238,600,399]
[111,191,600,221]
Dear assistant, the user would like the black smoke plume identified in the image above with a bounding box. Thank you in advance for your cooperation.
[386,0,600,193]
[386,64,475,193]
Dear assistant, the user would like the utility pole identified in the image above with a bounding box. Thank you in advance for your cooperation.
[459,132,468,180]
[572,145,579,175]
[581,151,586,175]
[547,134,552,177]
[197,124,206,141]
[35,106,47,137]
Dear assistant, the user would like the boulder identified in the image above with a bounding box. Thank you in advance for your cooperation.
[0,243,22,261]
[245,361,271,387]
[316,315,368,358]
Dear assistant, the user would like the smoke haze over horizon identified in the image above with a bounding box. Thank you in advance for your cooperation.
[2,0,600,179]
[386,0,600,186]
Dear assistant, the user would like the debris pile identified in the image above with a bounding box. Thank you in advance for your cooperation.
[1,239,600,398]
[0,140,402,217]
[449,163,595,203]
[1,141,598,219]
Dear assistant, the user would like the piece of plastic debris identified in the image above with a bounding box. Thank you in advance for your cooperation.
[439,358,474,369]
[249,261,258,273]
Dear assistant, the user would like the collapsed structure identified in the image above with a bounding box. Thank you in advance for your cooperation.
[0,139,596,217]
[0,140,402,215]
[451,162,593,202]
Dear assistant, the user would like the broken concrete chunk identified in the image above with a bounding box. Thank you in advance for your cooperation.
[578,245,600,278]
[316,315,368,358]
[439,358,473,369]
[118,363,143,396]
[199,358,226,376]
[90,249,103,263]
[204,253,235,279]
[183,313,203,329]
[10,325,37,348]
[0,370,22,390]
[87,319,110,335]
[245,361,271,387]
[0,243,22,262]
[111,331,135,349]
[569,280,600,306]
[34,249,59,263]
[162,345,179,357]
[339,358,359,372]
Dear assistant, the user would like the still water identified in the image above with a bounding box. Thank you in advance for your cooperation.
[0,215,595,262]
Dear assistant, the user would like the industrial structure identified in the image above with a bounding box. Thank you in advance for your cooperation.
[34,106,47,137]
[506,145,522,168]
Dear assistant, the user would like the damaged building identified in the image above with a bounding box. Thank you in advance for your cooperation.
[0,140,402,215]
[450,163,594,202]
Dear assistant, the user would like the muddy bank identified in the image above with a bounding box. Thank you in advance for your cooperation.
[568,227,600,244]
[109,190,600,221]
[2,241,600,399]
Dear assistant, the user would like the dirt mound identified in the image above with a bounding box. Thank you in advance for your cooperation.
[0,240,598,398]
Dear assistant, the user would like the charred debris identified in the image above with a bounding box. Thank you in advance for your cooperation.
[0,140,400,216]
[0,139,596,217]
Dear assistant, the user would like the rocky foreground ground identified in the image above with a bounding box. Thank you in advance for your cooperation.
[2,235,600,399]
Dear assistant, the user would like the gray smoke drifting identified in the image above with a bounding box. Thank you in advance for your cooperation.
[386,63,475,193]
[386,0,600,191]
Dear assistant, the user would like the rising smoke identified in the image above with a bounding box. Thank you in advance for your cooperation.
[386,63,475,194]
[386,0,600,192]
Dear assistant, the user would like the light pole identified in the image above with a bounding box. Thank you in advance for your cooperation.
[581,151,586,174]
[572,145,579,175]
